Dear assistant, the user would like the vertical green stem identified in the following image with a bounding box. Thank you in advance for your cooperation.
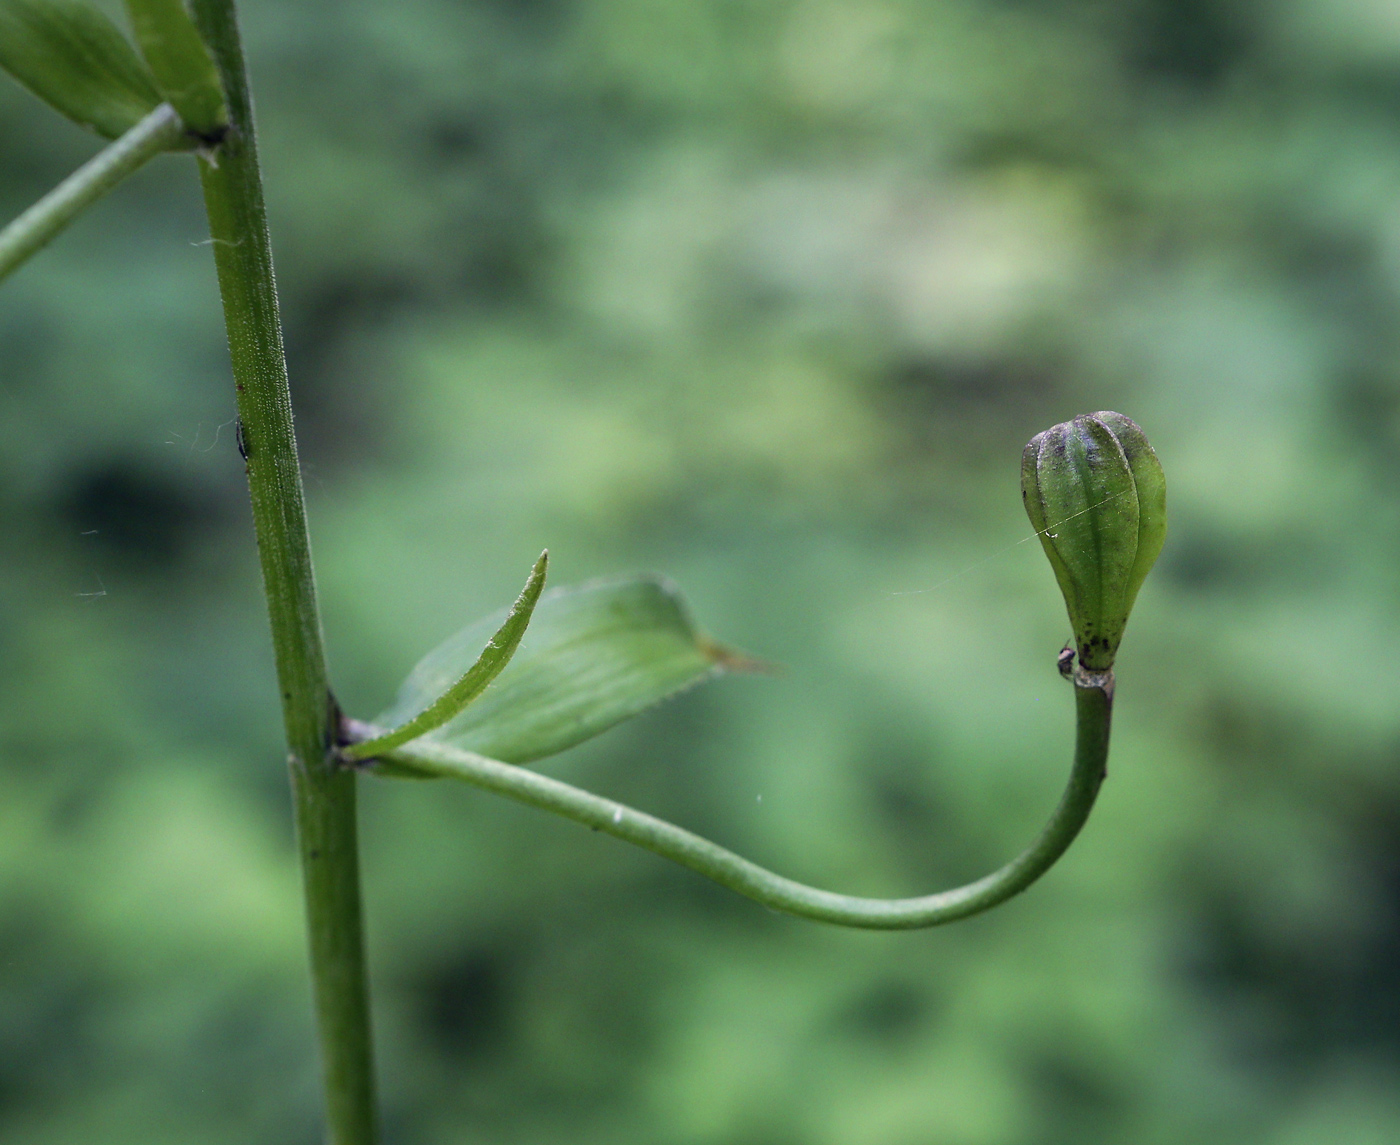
[188,1,377,1141]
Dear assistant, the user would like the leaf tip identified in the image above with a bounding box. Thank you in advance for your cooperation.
[698,636,777,675]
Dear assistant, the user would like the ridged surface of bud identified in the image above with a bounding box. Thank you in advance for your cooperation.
[1022,412,1166,671]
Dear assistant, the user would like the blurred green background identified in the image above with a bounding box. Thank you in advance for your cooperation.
[5,0,1400,1141]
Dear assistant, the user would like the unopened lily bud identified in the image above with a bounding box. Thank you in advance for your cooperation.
[1022,412,1166,672]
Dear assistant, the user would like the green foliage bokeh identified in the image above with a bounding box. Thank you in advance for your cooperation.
[4,0,1400,1142]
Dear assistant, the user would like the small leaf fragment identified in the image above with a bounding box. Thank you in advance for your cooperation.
[364,757,441,780]
[0,0,162,138]
[123,0,226,136]
[343,551,549,760]
[374,574,744,765]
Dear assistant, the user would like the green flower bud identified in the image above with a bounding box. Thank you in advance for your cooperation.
[1022,411,1166,672]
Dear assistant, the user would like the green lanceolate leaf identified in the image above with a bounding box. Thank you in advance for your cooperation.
[343,551,549,760]
[0,0,162,138]
[123,0,226,136]
[371,574,748,767]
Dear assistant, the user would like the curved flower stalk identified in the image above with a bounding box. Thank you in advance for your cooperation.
[351,678,1112,930]
[344,412,1166,931]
